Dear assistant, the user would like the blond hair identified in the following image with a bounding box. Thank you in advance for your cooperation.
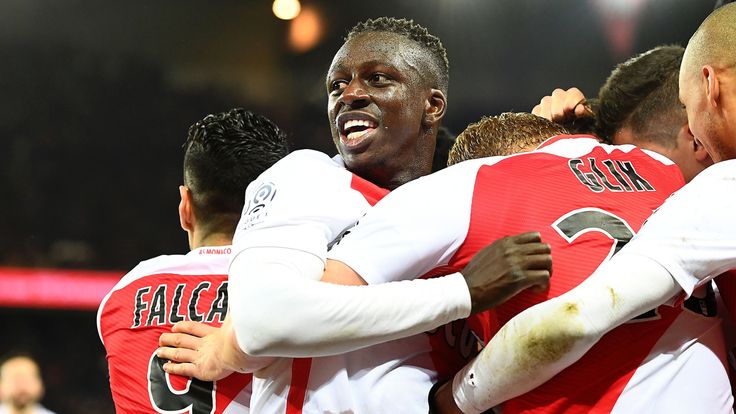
[448,112,569,165]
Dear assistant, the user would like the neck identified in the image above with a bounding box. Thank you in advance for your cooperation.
[191,231,232,250]
[383,163,432,190]
[5,404,36,414]
[382,132,436,189]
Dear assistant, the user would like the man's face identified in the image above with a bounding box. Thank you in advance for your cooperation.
[679,54,735,162]
[326,32,437,187]
[0,358,44,409]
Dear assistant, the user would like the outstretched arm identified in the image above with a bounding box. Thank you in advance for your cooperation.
[433,253,680,413]
[157,232,551,379]
[229,232,551,358]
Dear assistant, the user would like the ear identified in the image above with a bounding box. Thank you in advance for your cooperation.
[423,88,447,128]
[703,65,720,110]
[179,185,195,232]
[679,123,712,163]
[693,134,713,163]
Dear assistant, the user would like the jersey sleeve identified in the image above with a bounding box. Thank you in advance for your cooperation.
[328,161,478,284]
[620,160,736,297]
[232,150,370,268]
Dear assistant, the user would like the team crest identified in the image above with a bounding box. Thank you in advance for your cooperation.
[241,182,277,230]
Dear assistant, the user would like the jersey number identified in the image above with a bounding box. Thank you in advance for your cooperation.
[552,207,635,261]
[552,207,658,321]
[148,353,215,414]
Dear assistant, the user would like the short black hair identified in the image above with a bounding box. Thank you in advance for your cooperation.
[346,17,449,95]
[183,108,289,233]
[431,126,456,172]
[595,45,685,147]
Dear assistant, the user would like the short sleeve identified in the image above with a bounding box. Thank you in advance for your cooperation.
[620,160,736,296]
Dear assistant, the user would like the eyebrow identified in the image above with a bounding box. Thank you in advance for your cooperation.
[327,60,401,77]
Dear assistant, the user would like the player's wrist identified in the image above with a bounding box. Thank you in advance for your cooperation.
[430,379,465,414]
[222,324,248,373]
[427,380,444,414]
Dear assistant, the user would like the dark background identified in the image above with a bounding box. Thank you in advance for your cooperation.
[0,0,716,412]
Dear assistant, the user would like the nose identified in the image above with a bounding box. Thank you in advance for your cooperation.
[339,79,370,109]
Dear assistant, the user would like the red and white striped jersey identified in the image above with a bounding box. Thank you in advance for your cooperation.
[97,246,252,414]
[331,136,731,412]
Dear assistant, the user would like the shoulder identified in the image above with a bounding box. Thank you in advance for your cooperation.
[661,160,736,206]
[109,253,190,293]
[270,149,343,171]
[691,159,736,183]
[100,250,229,304]
[96,248,230,342]
[248,149,350,193]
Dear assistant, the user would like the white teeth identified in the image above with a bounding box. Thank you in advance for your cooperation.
[344,120,361,129]
[346,129,369,141]
[342,118,377,132]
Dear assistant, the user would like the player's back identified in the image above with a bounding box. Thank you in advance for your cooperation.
[327,135,730,412]
[97,246,252,414]
[453,136,728,412]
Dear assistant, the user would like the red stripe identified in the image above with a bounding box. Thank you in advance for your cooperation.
[349,174,389,206]
[0,267,121,310]
[285,358,312,414]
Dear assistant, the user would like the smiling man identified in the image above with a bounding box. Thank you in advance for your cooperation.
[327,18,448,190]
[159,17,550,414]
[207,18,549,414]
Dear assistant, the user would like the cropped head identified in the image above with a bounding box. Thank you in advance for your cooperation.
[596,45,685,147]
[680,3,736,162]
[597,45,712,182]
[449,112,569,165]
[327,17,449,189]
[181,108,289,245]
[0,355,44,411]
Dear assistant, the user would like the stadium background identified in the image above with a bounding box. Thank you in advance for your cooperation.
[0,0,716,411]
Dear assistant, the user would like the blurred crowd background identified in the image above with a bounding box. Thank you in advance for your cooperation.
[0,0,716,412]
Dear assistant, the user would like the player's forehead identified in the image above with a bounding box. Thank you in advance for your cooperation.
[328,32,425,76]
[1,357,39,377]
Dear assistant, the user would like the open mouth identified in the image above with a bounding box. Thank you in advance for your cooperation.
[337,113,378,147]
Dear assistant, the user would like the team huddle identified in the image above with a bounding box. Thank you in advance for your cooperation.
[97,6,736,414]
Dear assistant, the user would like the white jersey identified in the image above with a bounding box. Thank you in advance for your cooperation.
[330,136,733,412]
[611,159,736,413]
[622,159,736,295]
[231,150,441,414]
[0,404,56,414]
